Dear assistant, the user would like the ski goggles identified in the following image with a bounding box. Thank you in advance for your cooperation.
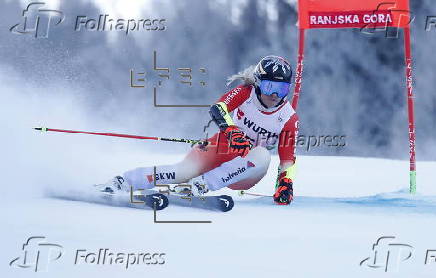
[259,80,291,98]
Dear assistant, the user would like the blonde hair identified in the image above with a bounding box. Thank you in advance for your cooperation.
[226,65,259,87]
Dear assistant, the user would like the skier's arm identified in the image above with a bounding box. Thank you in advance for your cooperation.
[273,113,299,204]
[209,102,235,131]
[209,85,251,131]
[277,113,299,180]
[209,85,253,156]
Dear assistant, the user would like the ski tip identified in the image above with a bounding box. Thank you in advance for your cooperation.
[33,127,47,132]
[145,193,169,211]
[218,195,234,212]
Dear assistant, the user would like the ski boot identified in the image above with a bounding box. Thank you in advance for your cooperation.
[94,176,129,194]
[174,175,209,196]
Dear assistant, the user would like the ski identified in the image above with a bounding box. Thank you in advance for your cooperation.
[47,188,169,211]
[163,193,234,212]
[48,186,230,212]
[132,192,169,211]
[152,184,235,212]
[101,188,169,210]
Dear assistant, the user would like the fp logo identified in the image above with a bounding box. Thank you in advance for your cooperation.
[10,2,65,38]
[360,236,413,272]
[9,236,63,272]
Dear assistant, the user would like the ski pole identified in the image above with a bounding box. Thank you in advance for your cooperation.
[33,127,209,146]
[238,190,272,197]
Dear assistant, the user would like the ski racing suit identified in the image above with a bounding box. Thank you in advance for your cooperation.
[123,84,299,192]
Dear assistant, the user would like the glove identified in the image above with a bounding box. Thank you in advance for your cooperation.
[224,126,253,156]
[273,177,293,205]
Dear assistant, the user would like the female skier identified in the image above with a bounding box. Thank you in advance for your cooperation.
[97,55,299,205]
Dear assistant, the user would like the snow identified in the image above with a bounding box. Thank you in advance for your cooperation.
[1,66,435,278]
[2,150,436,278]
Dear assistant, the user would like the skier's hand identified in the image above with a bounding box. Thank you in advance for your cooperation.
[273,177,293,205]
[224,126,253,156]
[191,140,209,151]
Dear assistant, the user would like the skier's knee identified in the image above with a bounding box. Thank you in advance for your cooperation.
[175,160,201,182]
[246,146,271,172]
[227,147,270,190]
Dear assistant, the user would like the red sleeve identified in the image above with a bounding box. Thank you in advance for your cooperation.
[278,113,299,164]
[217,85,252,112]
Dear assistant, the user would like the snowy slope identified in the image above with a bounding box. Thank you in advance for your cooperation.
[1,77,435,277]
[2,152,436,278]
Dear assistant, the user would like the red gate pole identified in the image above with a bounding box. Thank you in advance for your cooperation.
[403,26,417,193]
[291,28,306,111]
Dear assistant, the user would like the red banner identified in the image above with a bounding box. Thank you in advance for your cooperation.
[298,0,411,29]
[308,10,393,29]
